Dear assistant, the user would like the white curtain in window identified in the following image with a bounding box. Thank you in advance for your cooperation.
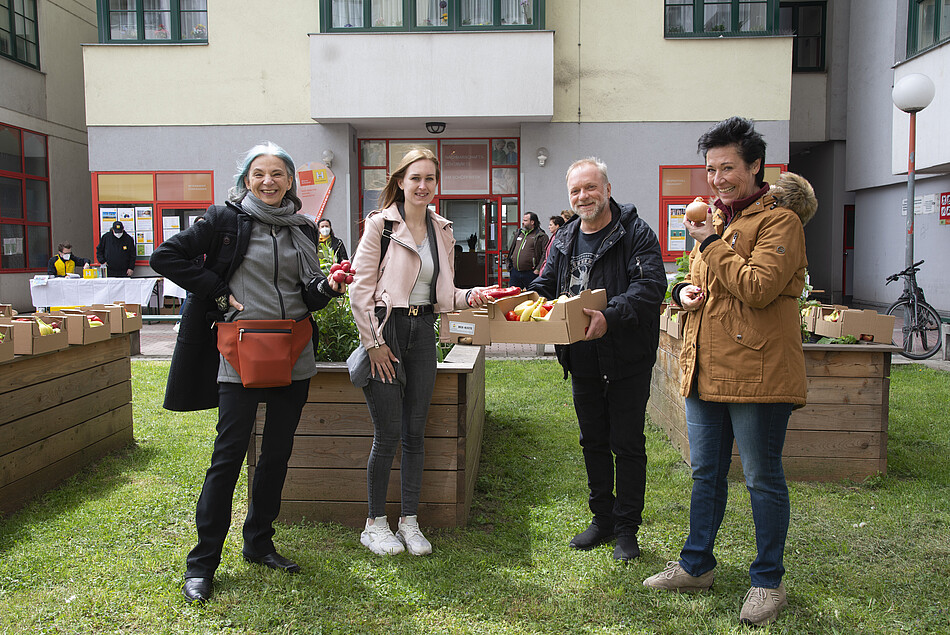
[416,0,446,26]
[332,0,363,27]
[372,0,403,26]
[460,0,491,26]
[501,0,532,25]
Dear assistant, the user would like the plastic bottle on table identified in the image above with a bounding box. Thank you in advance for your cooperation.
[100,263,107,278]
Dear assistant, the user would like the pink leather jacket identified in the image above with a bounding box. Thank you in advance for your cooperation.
[349,204,469,350]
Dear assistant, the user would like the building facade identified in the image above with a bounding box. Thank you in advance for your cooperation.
[77,1,948,318]
[1,0,98,309]
[81,0,791,289]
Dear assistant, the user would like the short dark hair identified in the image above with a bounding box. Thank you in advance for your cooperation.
[57,242,72,252]
[549,215,565,228]
[524,212,540,227]
[698,116,767,186]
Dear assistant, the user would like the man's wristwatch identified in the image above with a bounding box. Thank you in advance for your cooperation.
[215,295,229,311]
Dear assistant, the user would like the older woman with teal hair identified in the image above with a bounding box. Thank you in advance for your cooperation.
[151,141,346,605]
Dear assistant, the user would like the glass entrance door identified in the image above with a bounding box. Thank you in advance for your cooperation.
[438,196,520,287]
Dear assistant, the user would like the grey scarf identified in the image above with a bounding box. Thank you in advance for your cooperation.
[240,193,320,283]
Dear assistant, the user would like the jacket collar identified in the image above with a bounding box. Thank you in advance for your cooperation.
[380,203,452,231]
[554,198,633,255]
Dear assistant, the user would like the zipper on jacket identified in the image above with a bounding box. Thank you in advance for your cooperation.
[271,225,286,318]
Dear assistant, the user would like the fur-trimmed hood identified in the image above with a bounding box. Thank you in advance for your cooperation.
[769,172,817,226]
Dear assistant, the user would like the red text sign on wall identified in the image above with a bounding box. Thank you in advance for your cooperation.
[441,141,489,195]
[940,191,950,226]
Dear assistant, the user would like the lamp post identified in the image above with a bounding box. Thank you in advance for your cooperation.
[891,73,935,293]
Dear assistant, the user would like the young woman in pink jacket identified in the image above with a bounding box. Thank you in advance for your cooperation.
[349,148,489,556]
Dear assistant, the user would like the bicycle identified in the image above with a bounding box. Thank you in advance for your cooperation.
[885,259,943,360]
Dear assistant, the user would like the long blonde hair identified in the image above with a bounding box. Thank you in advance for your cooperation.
[377,148,441,210]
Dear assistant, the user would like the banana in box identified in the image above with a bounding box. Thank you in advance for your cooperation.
[0,313,69,355]
[52,309,113,345]
[486,288,607,345]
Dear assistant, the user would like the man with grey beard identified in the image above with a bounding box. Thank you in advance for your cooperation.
[530,157,666,561]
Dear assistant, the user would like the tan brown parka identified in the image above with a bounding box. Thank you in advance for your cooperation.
[677,172,817,405]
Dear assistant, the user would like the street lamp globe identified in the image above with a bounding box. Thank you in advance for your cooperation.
[892,73,935,113]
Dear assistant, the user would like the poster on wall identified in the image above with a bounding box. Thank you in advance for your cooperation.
[99,207,118,236]
[162,215,181,240]
[940,192,950,226]
[668,204,687,252]
[135,206,154,256]
[297,162,335,221]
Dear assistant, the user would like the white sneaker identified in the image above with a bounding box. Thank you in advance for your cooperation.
[360,516,404,556]
[396,515,432,556]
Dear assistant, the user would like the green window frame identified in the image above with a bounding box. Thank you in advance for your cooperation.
[320,0,544,33]
[0,0,40,69]
[907,0,950,56]
[779,1,825,72]
[0,123,51,272]
[96,0,208,44]
[665,0,780,37]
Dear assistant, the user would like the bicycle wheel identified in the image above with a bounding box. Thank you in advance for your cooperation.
[885,299,943,360]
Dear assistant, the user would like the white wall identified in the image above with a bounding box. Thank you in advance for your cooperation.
[549,0,793,123]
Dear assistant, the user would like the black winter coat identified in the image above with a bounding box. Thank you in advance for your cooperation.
[530,199,667,380]
[149,202,335,411]
[96,231,136,274]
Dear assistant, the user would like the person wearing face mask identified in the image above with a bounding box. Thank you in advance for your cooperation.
[317,218,348,263]
[96,221,137,277]
[47,242,92,276]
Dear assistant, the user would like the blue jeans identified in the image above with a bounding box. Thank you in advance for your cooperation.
[362,311,437,519]
[679,395,792,589]
[509,269,537,289]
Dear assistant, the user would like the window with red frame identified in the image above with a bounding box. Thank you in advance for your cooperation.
[0,123,50,271]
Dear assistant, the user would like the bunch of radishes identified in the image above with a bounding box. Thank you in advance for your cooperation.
[329,260,355,285]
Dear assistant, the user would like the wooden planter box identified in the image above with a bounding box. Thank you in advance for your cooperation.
[648,330,899,482]
[248,344,486,528]
[0,336,134,515]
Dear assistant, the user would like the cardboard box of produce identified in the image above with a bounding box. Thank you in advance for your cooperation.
[53,309,113,345]
[486,288,607,345]
[802,303,845,334]
[0,304,15,318]
[814,307,896,343]
[0,323,13,363]
[87,302,143,333]
[0,314,69,355]
[440,309,490,345]
[665,307,684,339]
[659,303,669,332]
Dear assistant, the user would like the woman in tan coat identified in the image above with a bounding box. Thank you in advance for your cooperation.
[349,148,488,556]
[643,117,817,627]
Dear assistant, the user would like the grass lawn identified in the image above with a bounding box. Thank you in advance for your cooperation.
[1,360,948,634]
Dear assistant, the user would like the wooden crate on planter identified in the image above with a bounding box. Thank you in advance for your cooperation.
[247,344,486,528]
[648,330,899,482]
[0,335,134,515]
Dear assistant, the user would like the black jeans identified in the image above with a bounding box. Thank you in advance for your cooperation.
[362,311,437,519]
[184,378,310,579]
[571,369,651,536]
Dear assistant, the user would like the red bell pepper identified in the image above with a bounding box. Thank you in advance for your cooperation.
[484,286,522,300]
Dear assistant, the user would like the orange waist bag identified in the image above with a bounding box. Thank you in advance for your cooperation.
[216,317,312,388]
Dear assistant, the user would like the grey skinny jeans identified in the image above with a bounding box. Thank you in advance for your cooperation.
[362,310,437,519]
